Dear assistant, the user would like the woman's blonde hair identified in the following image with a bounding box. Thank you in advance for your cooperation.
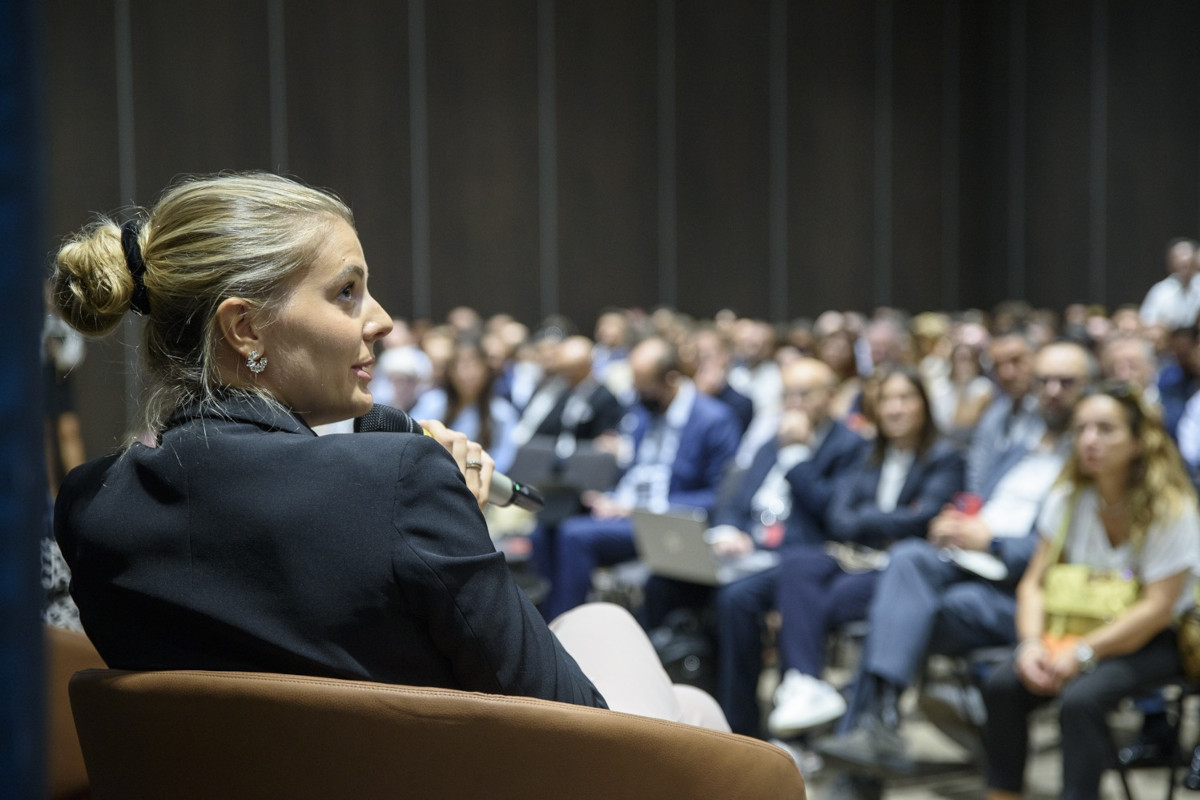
[53,172,354,440]
[1058,381,1197,547]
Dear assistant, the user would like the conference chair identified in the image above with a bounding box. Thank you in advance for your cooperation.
[46,625,104,800]
[70,668,807,800]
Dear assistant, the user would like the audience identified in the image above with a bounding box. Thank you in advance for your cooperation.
[814,340,1092,799]
[531,336,741,620]
[983,383,1199,800]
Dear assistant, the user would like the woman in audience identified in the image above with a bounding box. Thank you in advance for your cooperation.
[767,366,964,737]
[929,339,995,445]
[410,336,520,473]
[817,328,867,430]
[983,382,1200,800]
[51,172,728,730]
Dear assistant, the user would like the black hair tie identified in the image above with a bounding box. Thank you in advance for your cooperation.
[121,219,151,316]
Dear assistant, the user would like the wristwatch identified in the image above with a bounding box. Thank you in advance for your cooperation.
[1074,642,1097,673]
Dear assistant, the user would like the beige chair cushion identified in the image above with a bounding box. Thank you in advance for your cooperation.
[70,669,805,800]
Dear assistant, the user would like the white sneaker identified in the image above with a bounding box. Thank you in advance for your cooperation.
[772,669,814,705]
[768,673,847,737]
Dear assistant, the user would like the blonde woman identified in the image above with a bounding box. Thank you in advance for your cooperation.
[52,172,728,730]
[982,382,1200,800]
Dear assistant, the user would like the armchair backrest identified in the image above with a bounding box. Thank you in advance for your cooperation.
[46,625,104,800]
[69,669,806,800]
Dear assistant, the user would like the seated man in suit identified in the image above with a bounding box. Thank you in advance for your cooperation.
[966,331,1040,493]
[685,325,755,437]
[642,358,869,737]
[814,340,1093,798]
[510,335,626,457]
[532,336,741,621]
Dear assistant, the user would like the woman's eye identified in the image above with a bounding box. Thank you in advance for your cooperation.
[338,283,355,300]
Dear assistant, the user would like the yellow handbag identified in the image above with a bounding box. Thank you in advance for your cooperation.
[1041,491,1141,641]
[1176,586,1200,684]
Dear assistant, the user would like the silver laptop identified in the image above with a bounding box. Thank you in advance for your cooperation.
[631,509,780,586]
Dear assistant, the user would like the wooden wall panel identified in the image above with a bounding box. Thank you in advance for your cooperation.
[675,0,772,319]
[1024,0,1092,310]
[43,0,126,458]
[891,0,945,313]
[1106,0,1200,306]
[284,0,412,319]
[956,0,1011,310]
[425,0,540,324]
[129,1,272,196]
[555,0,658,330]
[788,0,876,317]
[39,0,1200,450]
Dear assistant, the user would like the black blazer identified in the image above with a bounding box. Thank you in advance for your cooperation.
[55,394,605,708]
[825,438,965,550]
[533,379,625,441]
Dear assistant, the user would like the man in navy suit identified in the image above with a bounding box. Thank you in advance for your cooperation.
[642,358,868,736]
[533,336,741,621]
[711,358,868,736]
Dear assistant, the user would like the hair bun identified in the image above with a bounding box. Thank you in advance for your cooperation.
[54,218,139,337]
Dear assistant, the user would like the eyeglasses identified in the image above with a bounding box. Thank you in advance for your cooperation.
[1033,375,1079,390]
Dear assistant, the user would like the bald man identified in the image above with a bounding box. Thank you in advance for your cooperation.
[510,336,625,454]
[532,337,742,620]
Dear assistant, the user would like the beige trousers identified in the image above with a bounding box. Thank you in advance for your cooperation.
[550,602,731,732]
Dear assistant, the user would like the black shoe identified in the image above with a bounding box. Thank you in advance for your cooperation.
[1117,729,1175,768]
[917,681,986,763]
[814,715,916,777]
[1183,746,1200,791]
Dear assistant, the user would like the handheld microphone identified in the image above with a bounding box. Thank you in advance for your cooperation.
[354,404,545,512]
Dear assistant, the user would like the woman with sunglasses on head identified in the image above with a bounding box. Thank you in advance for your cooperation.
[51,172,728,730]
[982,382,1200,800]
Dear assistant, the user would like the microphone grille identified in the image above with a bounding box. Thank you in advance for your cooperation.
[353,404,420,434]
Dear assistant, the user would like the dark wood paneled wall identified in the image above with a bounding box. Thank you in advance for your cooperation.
[41,0,1200,454]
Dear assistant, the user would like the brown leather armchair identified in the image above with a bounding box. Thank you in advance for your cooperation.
[46,625,104,800]
[70,669,806,800]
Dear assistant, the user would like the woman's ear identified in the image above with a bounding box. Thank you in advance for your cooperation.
[215,297,262,359]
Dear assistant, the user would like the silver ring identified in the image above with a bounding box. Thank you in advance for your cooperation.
[465,460,483,470]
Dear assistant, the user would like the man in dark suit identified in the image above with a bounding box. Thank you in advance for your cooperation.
[686,326,755,436]
[706,358,868,736]
[510,335,625,455]
[533,337,742,621]
[640,358,868,735]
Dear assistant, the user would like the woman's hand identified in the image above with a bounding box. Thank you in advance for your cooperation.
[1014,639,1060,696]
[419,418,495,512]
[1047,647,1083,687]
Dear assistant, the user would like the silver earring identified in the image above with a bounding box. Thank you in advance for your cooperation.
[247,350,268,374]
